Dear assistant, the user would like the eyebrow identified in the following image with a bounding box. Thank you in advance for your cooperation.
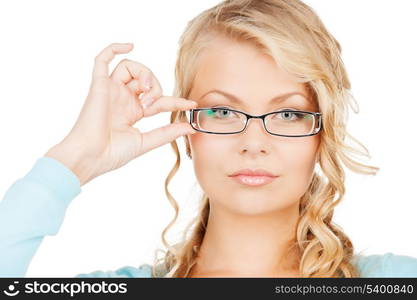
[198,89,311,106]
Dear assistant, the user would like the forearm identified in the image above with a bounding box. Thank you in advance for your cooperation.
[0,157,81,277]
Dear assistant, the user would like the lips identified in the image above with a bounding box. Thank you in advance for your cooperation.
[228,168,278,177]
[228,168,279,186]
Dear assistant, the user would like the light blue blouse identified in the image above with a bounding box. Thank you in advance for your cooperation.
[1,156,416,278]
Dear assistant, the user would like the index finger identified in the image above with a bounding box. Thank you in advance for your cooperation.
[142,96,198,117]
[92,43,134,79]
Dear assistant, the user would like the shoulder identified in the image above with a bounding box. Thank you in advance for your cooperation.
[352,252,417,277]
[75,264,156,278]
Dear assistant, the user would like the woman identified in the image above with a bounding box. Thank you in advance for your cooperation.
[1,0,416,278]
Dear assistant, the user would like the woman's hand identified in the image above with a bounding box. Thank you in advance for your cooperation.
[45,43,197,186]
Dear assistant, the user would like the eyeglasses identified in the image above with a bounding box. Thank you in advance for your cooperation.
[187,107,322,137]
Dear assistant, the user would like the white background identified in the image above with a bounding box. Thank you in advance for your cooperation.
[0,0,416,277]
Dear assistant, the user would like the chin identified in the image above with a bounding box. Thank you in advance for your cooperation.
[222,196,285,216]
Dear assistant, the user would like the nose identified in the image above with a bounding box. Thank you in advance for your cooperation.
[239,117,269,156]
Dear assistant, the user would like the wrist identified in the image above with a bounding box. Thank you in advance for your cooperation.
[45,144,91,186]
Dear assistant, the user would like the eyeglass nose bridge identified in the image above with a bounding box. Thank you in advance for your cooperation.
[240,113,268,133]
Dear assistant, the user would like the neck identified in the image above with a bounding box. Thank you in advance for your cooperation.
[190,201,301,277]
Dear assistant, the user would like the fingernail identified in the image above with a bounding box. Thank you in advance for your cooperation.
[142,96,153,108]
[184,130,195,136]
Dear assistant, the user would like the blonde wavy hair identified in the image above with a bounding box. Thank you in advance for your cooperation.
[150,0,379,278]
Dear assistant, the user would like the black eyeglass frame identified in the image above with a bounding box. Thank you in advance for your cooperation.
[188,107,322,137]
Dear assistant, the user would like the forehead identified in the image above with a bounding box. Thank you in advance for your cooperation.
[189,36,310,103]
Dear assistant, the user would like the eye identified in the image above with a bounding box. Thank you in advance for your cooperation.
[207,107,238,119]
[275,109,304,121]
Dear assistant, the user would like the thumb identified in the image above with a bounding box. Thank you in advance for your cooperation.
[140,123,196,154]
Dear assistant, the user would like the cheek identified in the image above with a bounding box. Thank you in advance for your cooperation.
[279,139,318,192]
[189,134,230,188]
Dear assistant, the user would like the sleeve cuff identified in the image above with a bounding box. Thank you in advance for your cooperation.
[23,156,81,207]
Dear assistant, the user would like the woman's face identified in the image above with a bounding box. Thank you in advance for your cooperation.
[187,36,320,216]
